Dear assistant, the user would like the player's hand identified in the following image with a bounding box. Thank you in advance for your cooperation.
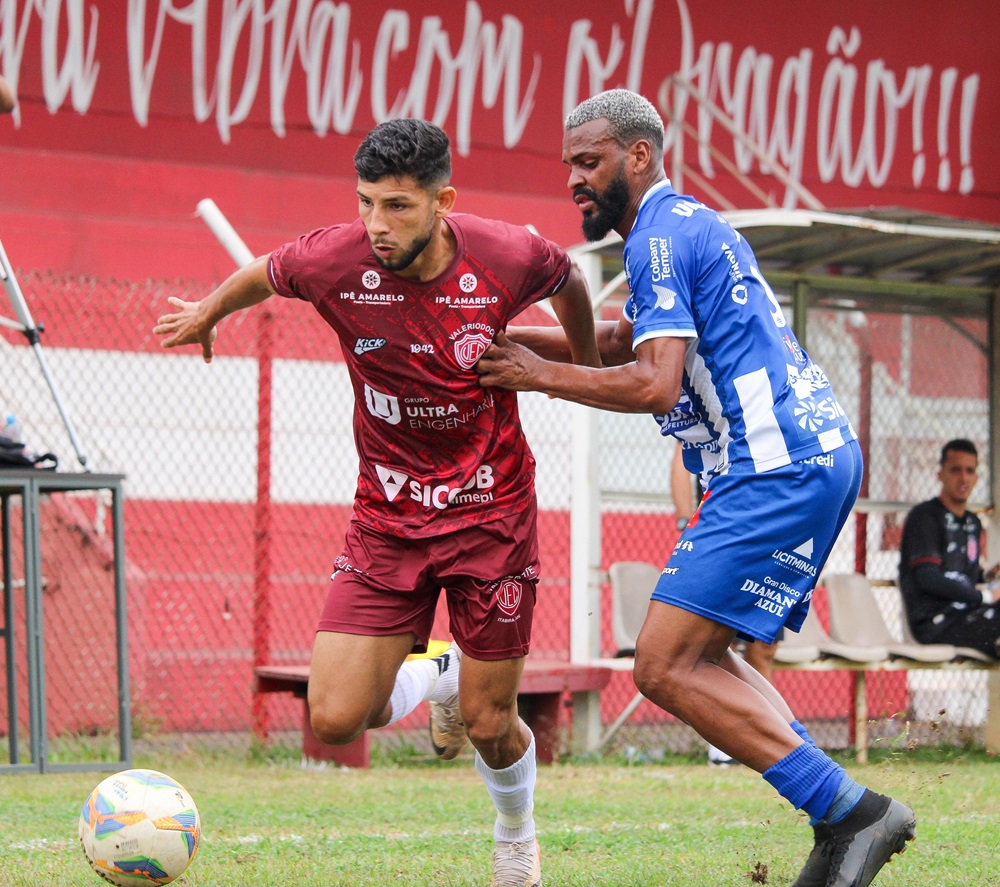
[153,296,219,363]
[475,330,543,391]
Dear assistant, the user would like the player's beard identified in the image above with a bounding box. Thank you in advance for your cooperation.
[577,166,631,242]
[372,227,433,272]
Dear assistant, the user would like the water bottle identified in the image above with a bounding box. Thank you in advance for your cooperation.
[2,414,23,444]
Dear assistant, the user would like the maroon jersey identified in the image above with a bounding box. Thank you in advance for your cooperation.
[267,214,571,538]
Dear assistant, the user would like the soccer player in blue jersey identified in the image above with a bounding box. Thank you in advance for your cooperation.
[476,89,915,887]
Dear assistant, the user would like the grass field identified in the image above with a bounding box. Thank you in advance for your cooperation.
[1,744,997,886]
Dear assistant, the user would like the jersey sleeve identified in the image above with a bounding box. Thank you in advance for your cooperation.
[902,504,945,570]
[510,227,572,316]
[267,226,345,302]
[623,224,698,350]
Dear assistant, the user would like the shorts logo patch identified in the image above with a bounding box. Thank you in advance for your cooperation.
[793,538,814,559]
[771,540,816,577]
[496,578,523,616]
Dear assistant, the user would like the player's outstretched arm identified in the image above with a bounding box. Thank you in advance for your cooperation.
[507,316,633,367]
[504,324,573,362]
[0,75,15,114]
[153,255,275,363]
[477,331,685,415]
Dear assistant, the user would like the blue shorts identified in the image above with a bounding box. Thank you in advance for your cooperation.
[652,440,863,643]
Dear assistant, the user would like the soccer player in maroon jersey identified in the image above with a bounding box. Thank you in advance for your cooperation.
[154,118,599,887]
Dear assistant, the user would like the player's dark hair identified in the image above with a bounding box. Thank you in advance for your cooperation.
[354,119,451,190]
[941,438,978,464]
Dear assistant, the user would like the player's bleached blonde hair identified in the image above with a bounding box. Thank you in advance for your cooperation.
[565,89,665,153]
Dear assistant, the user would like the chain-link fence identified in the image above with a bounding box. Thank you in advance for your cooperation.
[0,261,994,766]
[595,280,994,755]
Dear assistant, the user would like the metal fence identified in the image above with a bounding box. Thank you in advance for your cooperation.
[0,260,994,766]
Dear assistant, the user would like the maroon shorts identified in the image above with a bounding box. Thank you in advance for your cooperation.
[316,504,539,660]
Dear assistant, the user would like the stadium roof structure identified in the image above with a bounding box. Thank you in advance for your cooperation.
[724,207,1000,316]
[571,207,1000,320]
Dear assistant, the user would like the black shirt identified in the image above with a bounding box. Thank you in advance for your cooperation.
[899,498,985,632]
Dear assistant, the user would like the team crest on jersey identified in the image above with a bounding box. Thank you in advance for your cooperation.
[459,273,478,292]
[453,332,492,369]
[495,578,524,616]
[362,270,381,289]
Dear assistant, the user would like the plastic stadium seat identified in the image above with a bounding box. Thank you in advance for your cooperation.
[607,561,658,657]
[778,594,891,663]
[824,572,958,663]
[772,606,824,663]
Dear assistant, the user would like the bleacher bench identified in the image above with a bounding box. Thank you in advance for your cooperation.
[772,657,1000,764]
[254,659,612,767]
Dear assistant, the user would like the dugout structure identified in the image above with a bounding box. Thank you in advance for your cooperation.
[568,208,1000,751]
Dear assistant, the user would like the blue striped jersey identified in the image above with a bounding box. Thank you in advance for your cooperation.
[622,181,857,480]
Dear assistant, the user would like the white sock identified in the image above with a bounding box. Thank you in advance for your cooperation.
[386,658,437,726]
[475,730,537,843]
[428,647,460,704]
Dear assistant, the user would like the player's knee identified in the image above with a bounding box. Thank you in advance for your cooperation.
[309,701,368,745]
[464,703,517,755]
[633,652,685,711]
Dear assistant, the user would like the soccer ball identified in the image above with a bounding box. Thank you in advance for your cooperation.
[78,768,201,886]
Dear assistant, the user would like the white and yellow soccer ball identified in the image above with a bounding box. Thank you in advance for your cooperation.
[78,768,200,886]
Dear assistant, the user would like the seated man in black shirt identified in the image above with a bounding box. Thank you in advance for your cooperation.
[899,438,1000,658]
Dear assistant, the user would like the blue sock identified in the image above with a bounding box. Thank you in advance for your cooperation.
[790,720,816,746]
[762,743,844,820]
[788,722,823,823]
[823,774,866,824]
[783,723,863,824]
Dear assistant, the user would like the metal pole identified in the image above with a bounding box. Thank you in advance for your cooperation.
[568,251,605,754]
[1,494,18,762]
[252,309,274,744]
[195,200,273,744]
[846,315,873,575]
[569,249,604,665]
[111,481,133,767]
[22,478,45,771]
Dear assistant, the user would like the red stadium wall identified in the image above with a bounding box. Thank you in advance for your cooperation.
[1,0,989,742]
[0,0,997,285]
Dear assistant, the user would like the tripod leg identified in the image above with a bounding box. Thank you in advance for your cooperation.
[0,239,89,469]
